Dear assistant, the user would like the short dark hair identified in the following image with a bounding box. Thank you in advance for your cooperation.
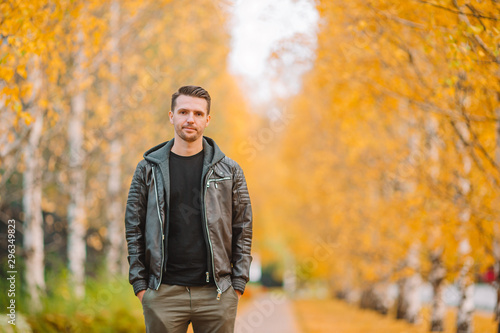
[171,85,211,115]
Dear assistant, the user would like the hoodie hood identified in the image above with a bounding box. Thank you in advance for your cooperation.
[143,136,225,168]
[141,136,228,283]
[142,136,226,213]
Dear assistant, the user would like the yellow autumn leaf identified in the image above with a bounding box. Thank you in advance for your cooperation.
[16,66,27,79]
[470,25,482,34]
[22,111,33,126]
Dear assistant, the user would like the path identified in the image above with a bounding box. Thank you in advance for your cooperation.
[235,292,300,333]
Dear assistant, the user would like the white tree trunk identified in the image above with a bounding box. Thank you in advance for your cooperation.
[455,120,474,333]
[429,249,446,331]
[494,246,500,333]
[360,283,392,315]
[106,140,123,274]
[22,55,45,311]
[396,243,421,324]
[336,266,360,304]
[67,28,87,299]
[425,115,447,331]
[105,0,125,275]
[396,108,422,324]
[493,106,500,331]
[456,260,475,333]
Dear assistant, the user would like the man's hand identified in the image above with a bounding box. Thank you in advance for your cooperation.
[235,290,242,300]
[137,289,146,304]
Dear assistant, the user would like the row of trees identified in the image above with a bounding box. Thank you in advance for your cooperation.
[254,0,499,332]
[3,1,498,332]
[1,0,254,312]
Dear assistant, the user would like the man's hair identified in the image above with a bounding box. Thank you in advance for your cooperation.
[171,85,211,115]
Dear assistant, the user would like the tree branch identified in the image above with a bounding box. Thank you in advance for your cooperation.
[452,1,500,64]
[414,0,500,21]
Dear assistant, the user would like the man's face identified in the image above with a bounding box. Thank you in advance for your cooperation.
[169,94,211,143]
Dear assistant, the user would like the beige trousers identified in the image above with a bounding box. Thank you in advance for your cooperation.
[142,284,239,333]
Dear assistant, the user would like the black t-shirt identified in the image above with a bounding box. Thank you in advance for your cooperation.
[162,149,210,286]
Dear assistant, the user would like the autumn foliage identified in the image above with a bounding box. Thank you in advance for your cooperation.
[251,0,500,330]
[0,0,499,332]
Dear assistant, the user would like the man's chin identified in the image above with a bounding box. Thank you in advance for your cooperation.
[178,133,202,143]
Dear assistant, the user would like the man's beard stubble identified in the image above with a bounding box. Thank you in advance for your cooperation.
[177,127,203,143]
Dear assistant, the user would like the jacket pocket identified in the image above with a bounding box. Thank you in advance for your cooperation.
[207,176,231,189]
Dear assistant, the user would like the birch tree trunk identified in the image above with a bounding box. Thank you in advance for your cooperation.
[426,115,447,331]
[396,109,422,324]
[429,249,446,331]
[67,28,87,298]
[106,138,123,274]
[360,282,392,315]
[454,119,474,333]
[22,55,45,311]
[493,105,500,333]
[450,6,478,330]
[456,257,474,333]
[106,0,125,275]
[396,243,421,324]
[336,265,360,304]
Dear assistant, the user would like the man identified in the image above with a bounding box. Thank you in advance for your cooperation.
[125,85,253,332]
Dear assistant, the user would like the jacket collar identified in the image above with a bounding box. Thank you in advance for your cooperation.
[143,136,225,168]
[143,136,226,195]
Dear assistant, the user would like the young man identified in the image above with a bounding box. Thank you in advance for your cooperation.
[125,86,253,332]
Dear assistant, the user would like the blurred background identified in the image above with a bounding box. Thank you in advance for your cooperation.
[0,0,499,332]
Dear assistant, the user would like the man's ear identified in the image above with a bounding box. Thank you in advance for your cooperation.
[205,114,211,127]
[169,110,174,124]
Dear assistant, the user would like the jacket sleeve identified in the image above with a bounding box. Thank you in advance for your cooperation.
[231,163,253,294]
[125,160,149,295]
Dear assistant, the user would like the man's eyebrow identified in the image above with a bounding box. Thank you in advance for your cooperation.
[176,107,205,114]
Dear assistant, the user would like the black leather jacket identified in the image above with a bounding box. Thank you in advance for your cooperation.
[125,137,253,299]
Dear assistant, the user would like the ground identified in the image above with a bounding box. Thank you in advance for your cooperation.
[293,298,496,333]
[180,287,497,333]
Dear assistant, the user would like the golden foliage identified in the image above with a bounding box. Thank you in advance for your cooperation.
[253,0,500,292]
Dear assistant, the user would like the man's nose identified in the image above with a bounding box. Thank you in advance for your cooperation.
[187,112,194,123]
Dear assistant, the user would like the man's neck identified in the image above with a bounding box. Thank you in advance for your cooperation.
[171,136,204,156]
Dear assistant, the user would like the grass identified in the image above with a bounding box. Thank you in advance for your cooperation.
[293,298,496,333]
[18,268,146,333]
[10,270,256,333]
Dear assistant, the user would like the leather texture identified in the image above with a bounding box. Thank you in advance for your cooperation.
[125,136,252,296]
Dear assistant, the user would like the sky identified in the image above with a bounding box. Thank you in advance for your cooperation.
[226,0,319,106]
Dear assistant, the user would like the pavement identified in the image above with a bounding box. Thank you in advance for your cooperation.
[235,291,300,333]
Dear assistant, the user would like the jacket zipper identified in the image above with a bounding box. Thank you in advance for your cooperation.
[152,166,165,290]
[207,176,231,189]
[204,169,222,300]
